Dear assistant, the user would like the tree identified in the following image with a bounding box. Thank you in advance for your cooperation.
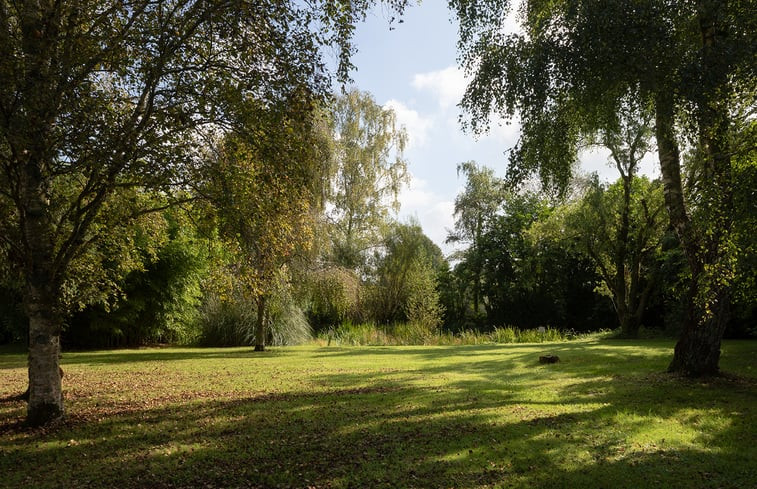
[461,189,610,331]
[529,106,667,337]
[201,96,328,352]
[0,0,411,426]
[450,0,756,375]
[536,175,666,337]
[446,161,506,319]
[326,88,409,270]
[366,221,445,327]
[65,205,210,348]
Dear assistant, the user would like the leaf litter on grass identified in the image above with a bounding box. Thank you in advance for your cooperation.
[0,340,755,489]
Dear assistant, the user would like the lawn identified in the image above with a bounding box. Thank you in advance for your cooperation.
[1,339,755,489]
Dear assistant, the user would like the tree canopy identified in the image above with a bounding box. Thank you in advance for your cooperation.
[449,0,757,375]
[0,0,411,426]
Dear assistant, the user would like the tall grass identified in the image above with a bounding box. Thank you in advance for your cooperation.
[197,294,312,347]
[315,322,599,346]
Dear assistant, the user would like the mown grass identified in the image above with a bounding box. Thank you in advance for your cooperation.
[1,339,755,489]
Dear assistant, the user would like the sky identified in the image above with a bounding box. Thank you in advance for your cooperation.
[344,2,659,255]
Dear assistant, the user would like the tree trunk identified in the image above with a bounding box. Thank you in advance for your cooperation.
[254,296,267,352]
[10,2,67,425]
[25,294,64,426]
[654,94,707,375]
[656,97,730,375]
[615,173,633,337]
[662,2,734,376]
[21,160,65,425]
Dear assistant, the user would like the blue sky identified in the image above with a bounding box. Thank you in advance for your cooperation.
[346,2,659,254]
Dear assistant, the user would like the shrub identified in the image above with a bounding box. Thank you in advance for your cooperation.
[307,267,360,332]
[197,294,256,347]
[392,322,435,345]
[268,279,313,346]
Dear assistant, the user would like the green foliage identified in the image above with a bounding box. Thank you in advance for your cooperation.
[62,208,210,348]
[317,321,577,346]
[319,321,391,346]
[198,271,314,348]
[325,89,409,270]
[489,326,518,344]
[726,126,757,338]
[443,181,613,333]
[266,272,313,347]
[196,294,258,348]
[306,267,361,331]
[404,256,445,330]
[364,222,445,326]
[531,174,668,337]
[199,95,332,350]
[447,161,507,317]
[0,0,412,423]
[450,0,757,374]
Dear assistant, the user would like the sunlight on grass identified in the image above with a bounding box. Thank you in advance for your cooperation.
[1,339,755,489]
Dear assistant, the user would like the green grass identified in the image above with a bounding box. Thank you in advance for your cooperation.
[1,339,756,488]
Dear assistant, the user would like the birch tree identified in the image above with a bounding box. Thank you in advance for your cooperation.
[0,0,411,426]
[450,0,756,375]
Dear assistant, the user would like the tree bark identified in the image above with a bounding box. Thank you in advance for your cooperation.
[21,159,65,425]
[615,173,632,337]
[25,294,64,426]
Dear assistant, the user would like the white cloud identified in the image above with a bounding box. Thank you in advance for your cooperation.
[412,66,467,110]
[383,99,433,149]
[578,147,660,182]
[397,175,457,256]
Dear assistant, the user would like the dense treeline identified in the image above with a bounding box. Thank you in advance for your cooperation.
[3,130,754,349]
[2,94,755,351]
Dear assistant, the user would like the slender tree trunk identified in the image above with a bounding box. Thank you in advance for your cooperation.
[615,174,633,337]
[254,296,267,352]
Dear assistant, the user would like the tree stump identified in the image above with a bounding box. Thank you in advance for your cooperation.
[539,355,559,364]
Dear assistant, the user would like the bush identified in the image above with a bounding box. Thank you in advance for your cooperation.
[392,322,435,345]
[197,294,257,347]
[307,267,360,332]
[270,304,312,346]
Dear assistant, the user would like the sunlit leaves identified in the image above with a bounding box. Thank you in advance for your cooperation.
[326,89,409,270]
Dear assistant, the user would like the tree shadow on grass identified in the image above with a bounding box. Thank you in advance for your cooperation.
[60,347,297,367]
[0,347,300,371]
[1,348,755,489]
